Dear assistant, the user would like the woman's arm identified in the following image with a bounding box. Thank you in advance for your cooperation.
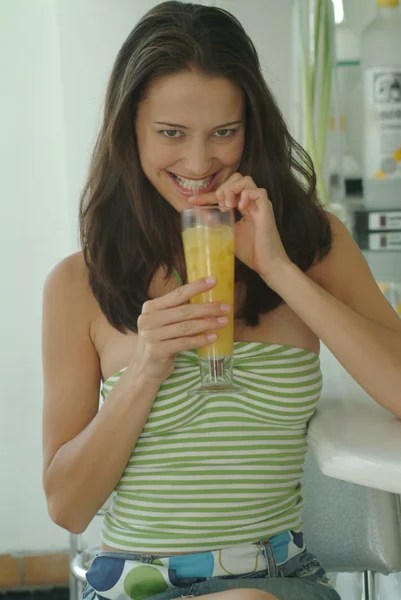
[42,254,229,533]
[267,214,401,418]
[187,176,401,417]
[42,254,160,534]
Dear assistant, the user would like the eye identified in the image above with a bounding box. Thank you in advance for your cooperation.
[213,129,236,138]
[161,130,182,139]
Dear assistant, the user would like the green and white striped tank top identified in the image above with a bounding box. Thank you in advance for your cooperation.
[100,342,322,553]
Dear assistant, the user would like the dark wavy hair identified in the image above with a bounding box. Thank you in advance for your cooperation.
[79,0,331,332]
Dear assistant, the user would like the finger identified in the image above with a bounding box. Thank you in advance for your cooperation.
[139,301,231,330]
[212,171,243,201]
[217,172,243,190]
[141,315,229,342]
[141,277,217,313]
[238,188,270,212]
[188,191,218,205]
[218,176,257,201]
[149,332,219,358]
[237,191,253,215]
[188,173,243,205]
[214,176,257,209]
[215,188,236,208]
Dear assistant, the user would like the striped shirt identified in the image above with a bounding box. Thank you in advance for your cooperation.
[100,342,322,553]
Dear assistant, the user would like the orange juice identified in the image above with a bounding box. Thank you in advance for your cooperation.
[182,224,234,358]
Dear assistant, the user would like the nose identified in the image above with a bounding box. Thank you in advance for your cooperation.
[183,138,212,176]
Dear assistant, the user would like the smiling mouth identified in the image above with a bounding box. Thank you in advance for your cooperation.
[168,171,218,194]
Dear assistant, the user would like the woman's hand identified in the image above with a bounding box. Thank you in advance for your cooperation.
[131,278,231,385]
[189,173,292,287]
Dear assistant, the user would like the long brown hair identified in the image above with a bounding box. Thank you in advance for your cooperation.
[80,1,331,332]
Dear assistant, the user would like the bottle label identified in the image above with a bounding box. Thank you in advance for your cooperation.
[363,67,401,180]
[368,232,401,250]
[368,211,401,230]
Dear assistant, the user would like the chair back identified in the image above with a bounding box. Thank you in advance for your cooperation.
[302,451,401,574]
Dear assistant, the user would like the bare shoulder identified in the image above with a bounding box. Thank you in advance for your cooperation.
[44,251,90,297]
[312,211,401,332]
[43,248,100,352]
[44,251,96,322]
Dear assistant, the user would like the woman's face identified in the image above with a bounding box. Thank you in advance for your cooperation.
[135,70,245,212]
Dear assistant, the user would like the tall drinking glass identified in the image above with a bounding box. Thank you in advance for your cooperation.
[181,207,239,393]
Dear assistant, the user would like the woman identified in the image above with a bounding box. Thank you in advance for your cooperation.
[42,2,401,600]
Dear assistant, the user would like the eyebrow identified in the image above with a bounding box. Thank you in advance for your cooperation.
[153,120,243,129]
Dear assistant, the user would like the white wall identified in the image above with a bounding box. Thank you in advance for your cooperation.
[1,0,71,552]
[0,0,296,554]
[221,0,294,126]
[55,0,161,249]
[344,0,376,35]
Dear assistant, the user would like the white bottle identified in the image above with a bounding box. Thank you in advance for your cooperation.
[361,0,401,209]
[335,19,363,185]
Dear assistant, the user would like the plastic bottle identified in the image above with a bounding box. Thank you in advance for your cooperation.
[335,17,362,178]
[361,0,401,209]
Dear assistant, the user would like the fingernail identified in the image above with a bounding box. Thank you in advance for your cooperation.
[217,316,229,324]
[205,276,216,284]
[220,303,231,312]
[207,333,218,341]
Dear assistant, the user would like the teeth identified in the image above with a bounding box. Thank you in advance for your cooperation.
[171,173,213,191]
